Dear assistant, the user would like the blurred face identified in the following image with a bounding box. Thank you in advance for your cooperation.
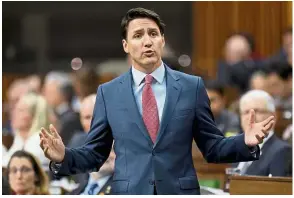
[250,75,267,91]
[240,98,274,132]
[80,100,95,133]
[12,99,33,131]
[122,18,165,72]
[207,90,225,117]
[224,36,250,65]
[8,157,36,195]
[7,83,29,114]
[42,81,63,108]
[266,73,285,97]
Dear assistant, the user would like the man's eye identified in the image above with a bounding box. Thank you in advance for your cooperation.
[134,34,141,38]
[151,32,158,37]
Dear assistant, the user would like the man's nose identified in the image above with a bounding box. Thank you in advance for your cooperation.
[143,35,152,47]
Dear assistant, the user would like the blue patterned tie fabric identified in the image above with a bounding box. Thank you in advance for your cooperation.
[87,183,99,195]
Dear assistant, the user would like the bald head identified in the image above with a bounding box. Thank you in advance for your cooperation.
[80,94,96,133]
[224,35,251,65]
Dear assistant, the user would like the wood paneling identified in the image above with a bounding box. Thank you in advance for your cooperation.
[192,1,292,79]
[229,175,292,195]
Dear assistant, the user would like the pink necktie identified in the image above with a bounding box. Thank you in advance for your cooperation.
[142,75,159,143]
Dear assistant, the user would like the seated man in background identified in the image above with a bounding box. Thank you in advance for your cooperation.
[43,71,83,146]
[236,90,292,177]
[69,149,115,195]
[68,94,96,148]
[264,62,292,112]
[205,81,240,137]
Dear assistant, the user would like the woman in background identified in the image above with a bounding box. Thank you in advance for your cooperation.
[2,92,51,170]
[6,150,49,195]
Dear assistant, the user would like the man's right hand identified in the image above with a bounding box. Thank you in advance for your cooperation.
[39,124,65,163]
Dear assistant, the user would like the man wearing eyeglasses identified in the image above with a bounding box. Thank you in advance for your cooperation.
[237,90,292,176]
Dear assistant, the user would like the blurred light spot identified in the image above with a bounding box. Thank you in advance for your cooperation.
[71,57,83,70]
[178,54,191,67]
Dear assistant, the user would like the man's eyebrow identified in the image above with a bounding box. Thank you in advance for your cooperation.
[132,28,144,34]
[148,28,159,32]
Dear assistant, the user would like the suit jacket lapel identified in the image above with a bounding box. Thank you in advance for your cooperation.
[119,70,153,146]
[154,66,181,147]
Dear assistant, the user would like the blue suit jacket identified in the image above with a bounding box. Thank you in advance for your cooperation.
[53,65,259,194]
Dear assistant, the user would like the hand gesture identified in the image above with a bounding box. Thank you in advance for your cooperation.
[39,124,65,163]
[244,109,275,147]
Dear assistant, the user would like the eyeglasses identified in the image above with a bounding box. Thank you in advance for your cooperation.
[8,167,33,175]
[240,108,273,116]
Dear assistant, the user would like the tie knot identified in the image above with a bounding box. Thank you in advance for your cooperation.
[145,75,153,84]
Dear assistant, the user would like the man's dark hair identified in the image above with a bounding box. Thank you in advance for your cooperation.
[265,61,292,81]
[205,80,225,97]
[121,7,166,40]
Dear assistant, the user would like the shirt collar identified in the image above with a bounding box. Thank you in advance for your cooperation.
[131,62,165,86]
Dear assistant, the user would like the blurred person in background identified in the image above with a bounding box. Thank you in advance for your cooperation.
[71,65,98,112]
[266,27,292,65]
[40,8,275,195]
[67,94,97,187]
[68,94,96,148]
[3,79,30,135]
[205,80,240,137]
[2,92,51,170]
[264,62,292,111]
[249,70,268,91]
[236,90,292,177]
[26,74,42,94]
[70,148,115,195]
[43,71,83,146]
[6,150,49,195]
[217,33,261,93]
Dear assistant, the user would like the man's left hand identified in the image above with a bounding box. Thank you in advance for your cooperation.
[244,109,275,147]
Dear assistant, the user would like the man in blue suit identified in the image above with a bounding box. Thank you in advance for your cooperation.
[39,7,275,195]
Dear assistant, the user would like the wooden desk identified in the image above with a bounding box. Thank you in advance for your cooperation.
[229,175,292,195]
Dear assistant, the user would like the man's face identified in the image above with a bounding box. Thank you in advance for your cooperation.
[240,98,274,132]
[80,100,95,133]
[122,18,165,69]
[266,73,285,98]
[207,90,225,117]
[42,81,63,108]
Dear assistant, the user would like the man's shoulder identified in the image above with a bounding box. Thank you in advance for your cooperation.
[166,67,202,85]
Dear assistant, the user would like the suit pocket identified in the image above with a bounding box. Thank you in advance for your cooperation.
[172,109,193,119]
[179,176,200,190]
[111,180,129,193]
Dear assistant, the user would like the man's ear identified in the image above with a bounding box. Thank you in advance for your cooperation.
[162,34,165,48]
[122,39,129,53]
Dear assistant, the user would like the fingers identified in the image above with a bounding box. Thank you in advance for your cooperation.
[249,109,255,127]
[255,134,264,144]
[41,127,52,139]
[49,124,60,139]
[264,120,275,131]
[261,115,275,127]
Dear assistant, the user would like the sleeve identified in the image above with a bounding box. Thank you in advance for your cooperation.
[193,77,260,163]
[51,85,113,176]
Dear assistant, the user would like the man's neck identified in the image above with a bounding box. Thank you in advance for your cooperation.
[132,61,162,74]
